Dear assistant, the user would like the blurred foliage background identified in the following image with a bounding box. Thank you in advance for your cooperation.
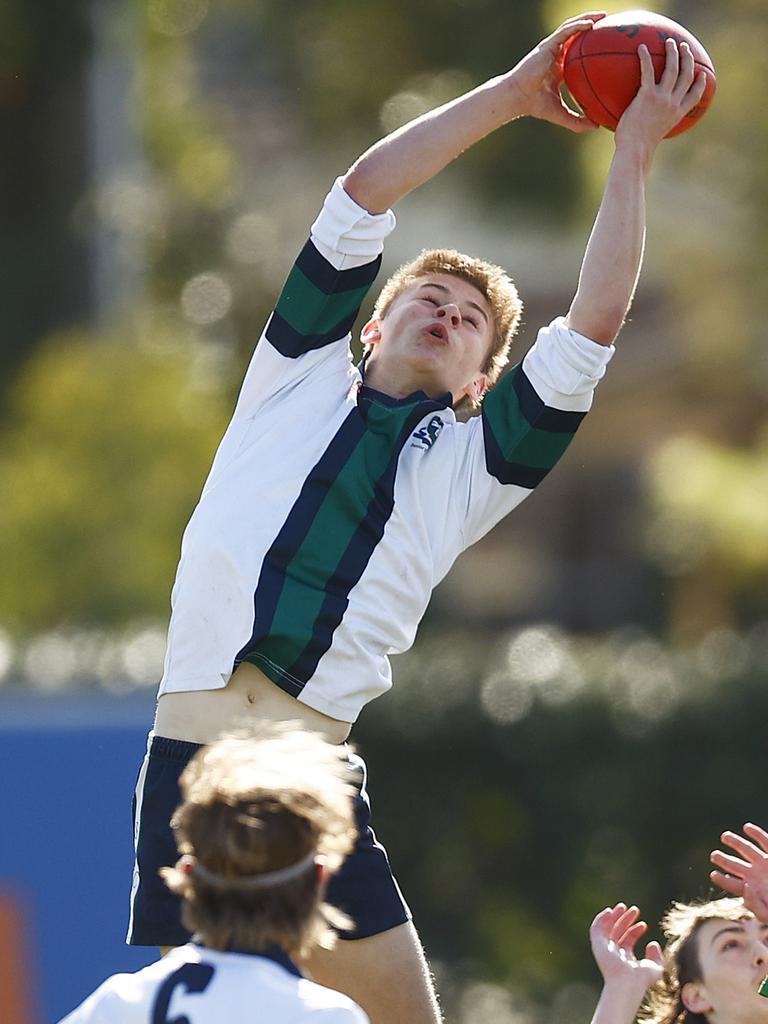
[1,0,767,1020]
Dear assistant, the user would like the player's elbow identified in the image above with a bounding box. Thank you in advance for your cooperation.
[341,164,389,216]
[565,301,626,347]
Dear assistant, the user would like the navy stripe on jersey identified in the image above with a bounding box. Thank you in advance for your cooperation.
[284,401,443,683]
[266,307,362,359]
[236,394,448,692]
[512,364,587,433]
[481,364,586,488]
[265,239,382,358]
[296,238,383,294]
[481,428,551,488]
[234,410,367,673]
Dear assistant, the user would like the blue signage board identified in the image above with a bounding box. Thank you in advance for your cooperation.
[0,693,159,1023]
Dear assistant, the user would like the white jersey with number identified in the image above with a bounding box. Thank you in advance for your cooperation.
[57,943,369,1024]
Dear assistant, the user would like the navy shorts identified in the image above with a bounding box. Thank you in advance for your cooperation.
[126,734,411,947]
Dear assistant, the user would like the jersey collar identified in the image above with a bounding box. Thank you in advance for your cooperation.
[193,941,303,978]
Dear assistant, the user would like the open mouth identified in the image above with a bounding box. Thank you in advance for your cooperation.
[424,322,449,344]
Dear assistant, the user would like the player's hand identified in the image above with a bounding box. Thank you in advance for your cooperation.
[590,903,665,995]
[711,823,768,925]
[508,11,606,132]
[615,38,707,154]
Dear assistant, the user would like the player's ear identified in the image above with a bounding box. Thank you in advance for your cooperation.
[360,317,382,346]
[315,862,330,887]
[464,372,489,404]
[681,982,712,1015]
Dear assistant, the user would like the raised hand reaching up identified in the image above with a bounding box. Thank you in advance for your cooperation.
[589,903,664,1024]
[711,822,768,925]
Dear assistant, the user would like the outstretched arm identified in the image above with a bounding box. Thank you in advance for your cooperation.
[565,39,707,346]
[589,903,664,1024]
[711,822,768,924]
[342,12,606,214]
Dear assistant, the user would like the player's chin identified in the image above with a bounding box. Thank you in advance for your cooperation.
[412,337,449,360]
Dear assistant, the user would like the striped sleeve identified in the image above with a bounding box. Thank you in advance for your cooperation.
[265,240,385,358]
[233,180,396,415]
[480,362,588,488]
[459,318,614,547]
[482,317,614,486]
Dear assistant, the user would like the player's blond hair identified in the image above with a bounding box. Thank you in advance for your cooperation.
[371,248,523,409]
[162,724,357,957]
[639,897,753,1024]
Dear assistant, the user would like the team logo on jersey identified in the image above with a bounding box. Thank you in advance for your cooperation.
[411,415,444,450]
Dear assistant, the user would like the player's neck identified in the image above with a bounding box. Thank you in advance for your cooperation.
[363,359,452,404]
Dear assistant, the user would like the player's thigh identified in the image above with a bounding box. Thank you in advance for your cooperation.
[302,921,442,1024]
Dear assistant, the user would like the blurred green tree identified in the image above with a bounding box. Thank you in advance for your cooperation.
[0,328,229,632]
[638,0,768,637]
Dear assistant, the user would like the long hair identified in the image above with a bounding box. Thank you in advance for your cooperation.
[639,898,751,1024]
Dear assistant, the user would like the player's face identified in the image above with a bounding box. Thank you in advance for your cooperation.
[362,274,494,404]
[683,917,768,1024]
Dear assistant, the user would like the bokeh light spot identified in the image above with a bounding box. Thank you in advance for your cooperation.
[148,0,209,37]
[181,272,232,325]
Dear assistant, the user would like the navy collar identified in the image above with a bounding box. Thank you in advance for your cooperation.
[358,382,452,409]
[192,941,302,978]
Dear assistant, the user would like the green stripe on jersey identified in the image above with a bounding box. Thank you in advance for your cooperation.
[482,380,576,470]
[275,263,373,336]
[254,398,423,675]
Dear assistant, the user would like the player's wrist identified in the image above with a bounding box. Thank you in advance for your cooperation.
[595,977,651,1016]
[612,132,657,174]
[501,69,540,121]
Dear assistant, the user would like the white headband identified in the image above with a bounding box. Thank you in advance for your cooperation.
[182,850,317,891]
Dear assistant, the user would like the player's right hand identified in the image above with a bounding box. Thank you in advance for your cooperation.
[590,903,664,993]
[508,11,606,132]
[711,822,768,925]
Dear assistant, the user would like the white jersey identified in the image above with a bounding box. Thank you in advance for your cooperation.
[57,943,368,1023]
[158,179,614,723]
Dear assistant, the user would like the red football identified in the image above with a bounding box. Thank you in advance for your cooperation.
[561,10,716,137]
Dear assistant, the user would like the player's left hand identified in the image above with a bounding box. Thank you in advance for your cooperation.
[614,38,707,153]
[509,11,606,132]
[711,822,768,925]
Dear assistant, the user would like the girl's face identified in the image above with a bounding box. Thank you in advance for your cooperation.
[683,916,768,1024]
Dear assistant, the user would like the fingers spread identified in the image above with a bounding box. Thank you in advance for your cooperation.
[611,905,641,941]
[742,881,768,913]
[549,12,606,46]
[710,869,746,896]
[637,44,654,87]
[591,903,628,939]
[721,830,768,862]
[710,849,752,875]
[672,41,695,99]
[645,940,664,966]
[617,920,649,951]
[659,37,680,91]
[744,823,768,852]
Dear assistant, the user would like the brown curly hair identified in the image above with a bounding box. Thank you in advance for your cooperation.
[639,898,752,1024]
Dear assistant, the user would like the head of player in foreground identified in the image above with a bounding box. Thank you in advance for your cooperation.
[641,897,768,1024]
[590,897,768,1024]
[360,248,523,410]
[161,723,358,958]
